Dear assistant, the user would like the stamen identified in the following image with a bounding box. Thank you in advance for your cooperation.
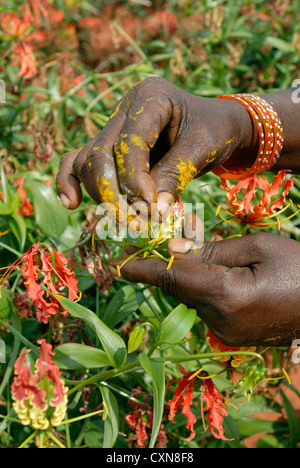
[74,290,82,303]
[0,255,26,289]
[148,234,167,244]
[188,368,203,380]
[166,255,175,271]
[0,228,11,237]
[281,368,291,385]
[197,369,227,380]
[116,265,121,278]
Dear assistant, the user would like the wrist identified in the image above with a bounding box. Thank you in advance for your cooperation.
[224,98,259,169]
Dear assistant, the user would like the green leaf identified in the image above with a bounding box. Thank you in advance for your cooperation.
[157,304,196,350]
[54,343,111,370]
[279,388,300,447]
[30,179,69,237]
[138,353,165,448]
[256,434,289,448]
[102,285,144,328]
[264,36,294,53]
[139,289,162,330]
[99,385,119,448]
[0,287,14,321]
[0,164,13,206]
[53,296,127,369]
[9,213,26,251]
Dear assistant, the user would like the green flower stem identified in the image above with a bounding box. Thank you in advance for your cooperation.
[47,316,53,344]
[0,414,21,424]
[56,409,104,426]
[0,328,20,399]
[18,429,38,448]
[0,241,22,258]
[2,321,39,356]
[204,220,225,234]
[166,351,265,367]
[152,249,169,261]
[66,362,141,396]
[66,350,264,397]
[46,430,66,448]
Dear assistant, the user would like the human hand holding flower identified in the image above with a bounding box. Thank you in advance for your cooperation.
[110,232,300,348]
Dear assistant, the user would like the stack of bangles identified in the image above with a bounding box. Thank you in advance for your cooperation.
[212,93,284,180]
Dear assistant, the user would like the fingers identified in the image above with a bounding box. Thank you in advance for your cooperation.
[113,94,173,207]
[166,232,262,268]
[150,146,200,201]
[110,254,229,309]
[56,149,84,210]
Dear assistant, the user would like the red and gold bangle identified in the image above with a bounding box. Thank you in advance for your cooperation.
[213,93,284,180]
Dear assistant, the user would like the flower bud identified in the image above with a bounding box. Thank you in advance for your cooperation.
[128,325,145,353]
[234,361,268,398]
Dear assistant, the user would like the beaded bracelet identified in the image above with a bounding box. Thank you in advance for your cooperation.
[212,93,284,180]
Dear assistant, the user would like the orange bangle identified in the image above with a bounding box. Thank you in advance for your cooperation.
[213,94,284,180]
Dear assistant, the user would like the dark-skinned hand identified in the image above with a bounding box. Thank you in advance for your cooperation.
[109,232,300,348]
[55,76,257,214]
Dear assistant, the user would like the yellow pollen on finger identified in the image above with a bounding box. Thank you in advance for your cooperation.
[109,101,121,120]
[176,159,198,194]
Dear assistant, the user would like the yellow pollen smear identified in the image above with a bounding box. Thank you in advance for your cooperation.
[176,159,198,194]
[98,176,118,206]
[136,105,144,115]
[130,134,148,150]
[109,101,121,120]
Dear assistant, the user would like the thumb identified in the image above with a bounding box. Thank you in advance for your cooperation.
[167,233,263,268]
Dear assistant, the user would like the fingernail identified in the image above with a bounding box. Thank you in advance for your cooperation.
[59,193,71,209]
[151,192,175,222]
[157,192,175,215]
[168,238,193,254]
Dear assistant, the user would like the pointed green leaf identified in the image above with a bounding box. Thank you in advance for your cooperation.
[102,285,144,327]
[0,287,14,321]
[30,179,69,237]
[99,385,119,448]
[9,213,26,251]
[138,353,165,448]
[279,388,300,447]
[157,304,196,350]
[53,296,127,368]
[54,343,111,370]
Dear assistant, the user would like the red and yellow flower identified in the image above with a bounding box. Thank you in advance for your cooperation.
[125,386,167,448]
[207,330,256,368]
[216,170,298,229]
[168,365,237,441]
[11,339,68,430]
[0,242,79,324]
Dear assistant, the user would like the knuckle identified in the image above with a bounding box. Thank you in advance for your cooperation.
[157,268,177,296]
[246,231,269,255]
